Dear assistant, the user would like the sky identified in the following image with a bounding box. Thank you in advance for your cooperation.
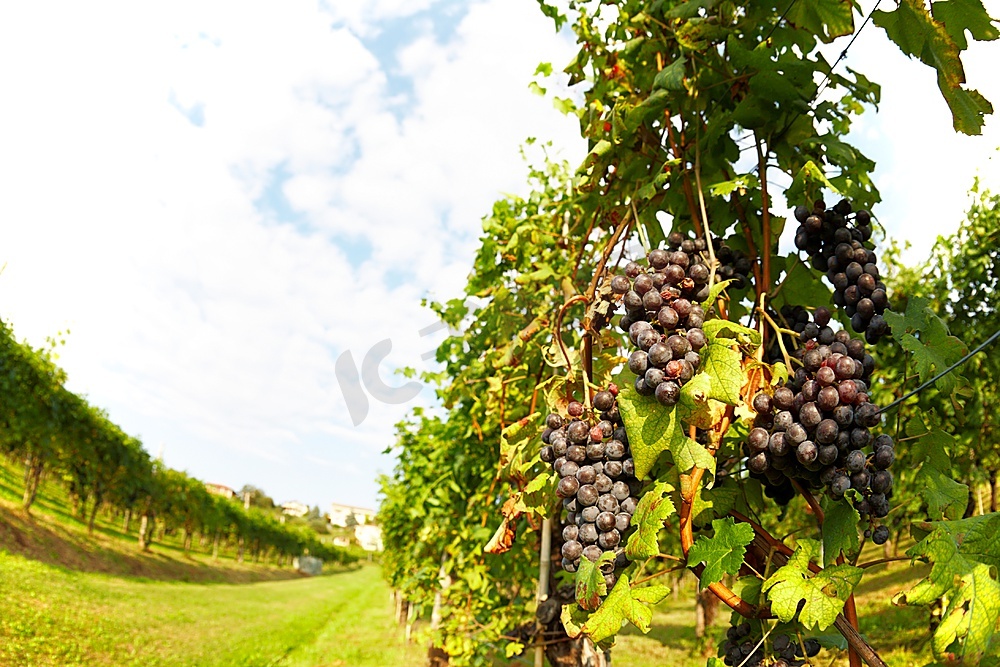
[0,1,998,512]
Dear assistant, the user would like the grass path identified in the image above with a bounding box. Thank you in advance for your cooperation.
[0,555,422,667]
[278,567,425,667]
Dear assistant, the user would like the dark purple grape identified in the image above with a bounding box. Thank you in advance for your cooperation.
[871,470,893,494]
[655,381,681,406]
[796,440,818,465]
[845,449,867,473]
[557,476,580,498]
[816,419,839,444]
[747,452,769,473]
[577,484,599,506]
[830,474,850,498]
[748,427,770,452]
[874,446,894,470]
[562,540,583,560]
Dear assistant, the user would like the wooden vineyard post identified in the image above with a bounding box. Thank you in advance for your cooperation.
[535,517,552,667]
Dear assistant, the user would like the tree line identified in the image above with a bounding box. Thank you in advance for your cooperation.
[0,318,355,566]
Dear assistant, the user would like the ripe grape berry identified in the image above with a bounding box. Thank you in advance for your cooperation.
[540,387,641,592]
[792,198,890,343]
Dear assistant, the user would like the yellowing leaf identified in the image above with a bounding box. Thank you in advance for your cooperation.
[763,545,862,630]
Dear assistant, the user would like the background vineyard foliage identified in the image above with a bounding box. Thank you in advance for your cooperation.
[876,184,1000,522]
[0,320,355,565]
[378,1,1000,666]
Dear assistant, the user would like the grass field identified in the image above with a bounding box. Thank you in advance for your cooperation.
[0,456,935,667]
[0,553,423,667]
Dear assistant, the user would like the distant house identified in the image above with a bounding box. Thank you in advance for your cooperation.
[281,501,310,518]
[332,536,351,548]
[205,483,235,499]
[354,524,383,552]
[329,502,376,527]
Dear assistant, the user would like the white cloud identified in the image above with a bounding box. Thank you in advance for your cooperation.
[0,0,584,509]
[3,0,994,513]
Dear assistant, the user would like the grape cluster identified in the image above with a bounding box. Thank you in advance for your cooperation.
[714,238,754,291]
[539,388,642,588]
[747,308,895,543]
[606,242,710,407]
[720,622,820,667]
[792,199,890,344]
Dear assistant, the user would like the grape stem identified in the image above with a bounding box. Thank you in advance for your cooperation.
[719,164,763,298]
[754,133,772,344]
[663,111,705,238]
[790,480,825,524]
[693,139,719,289]
[553,295,588,393]
[760,309,795,372]
[856,556,910,569]
[631,564,685,586]
[584,205,634,307]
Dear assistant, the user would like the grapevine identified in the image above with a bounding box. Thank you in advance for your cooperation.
[378,2,1000,666]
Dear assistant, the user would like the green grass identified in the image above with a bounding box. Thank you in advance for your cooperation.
[0,556,424,667]
[0,456,939,666]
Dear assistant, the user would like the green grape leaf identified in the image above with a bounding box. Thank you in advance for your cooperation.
[883,298,969,398]
[874,0,994,134]
[709,173,760,198]
[576,551,615,611]
[686,517,754,587]
[636,171,672,201]
[896,514,1000,664]
[505,641,525,658]
[822,498,861,567]
[732,575,763,606]
[932,0,1000,50]
[625,481,676,559]
[675,370,727,430]
[582,574,670,643]
[653,55,686,90]
[786,161,839,208]
[775,256,833,315]
[616,368,715,479]
[786,0,855,42]
[702,318,761,347]
[763,545,863,630]
[911,428,969,520]
[940,85,994,135]
[700,279,735,311]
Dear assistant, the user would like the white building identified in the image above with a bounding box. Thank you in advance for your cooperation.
[281,501,311,518]
[354,524,384,552]
[205,483,235,499]
[329,502,376,527]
